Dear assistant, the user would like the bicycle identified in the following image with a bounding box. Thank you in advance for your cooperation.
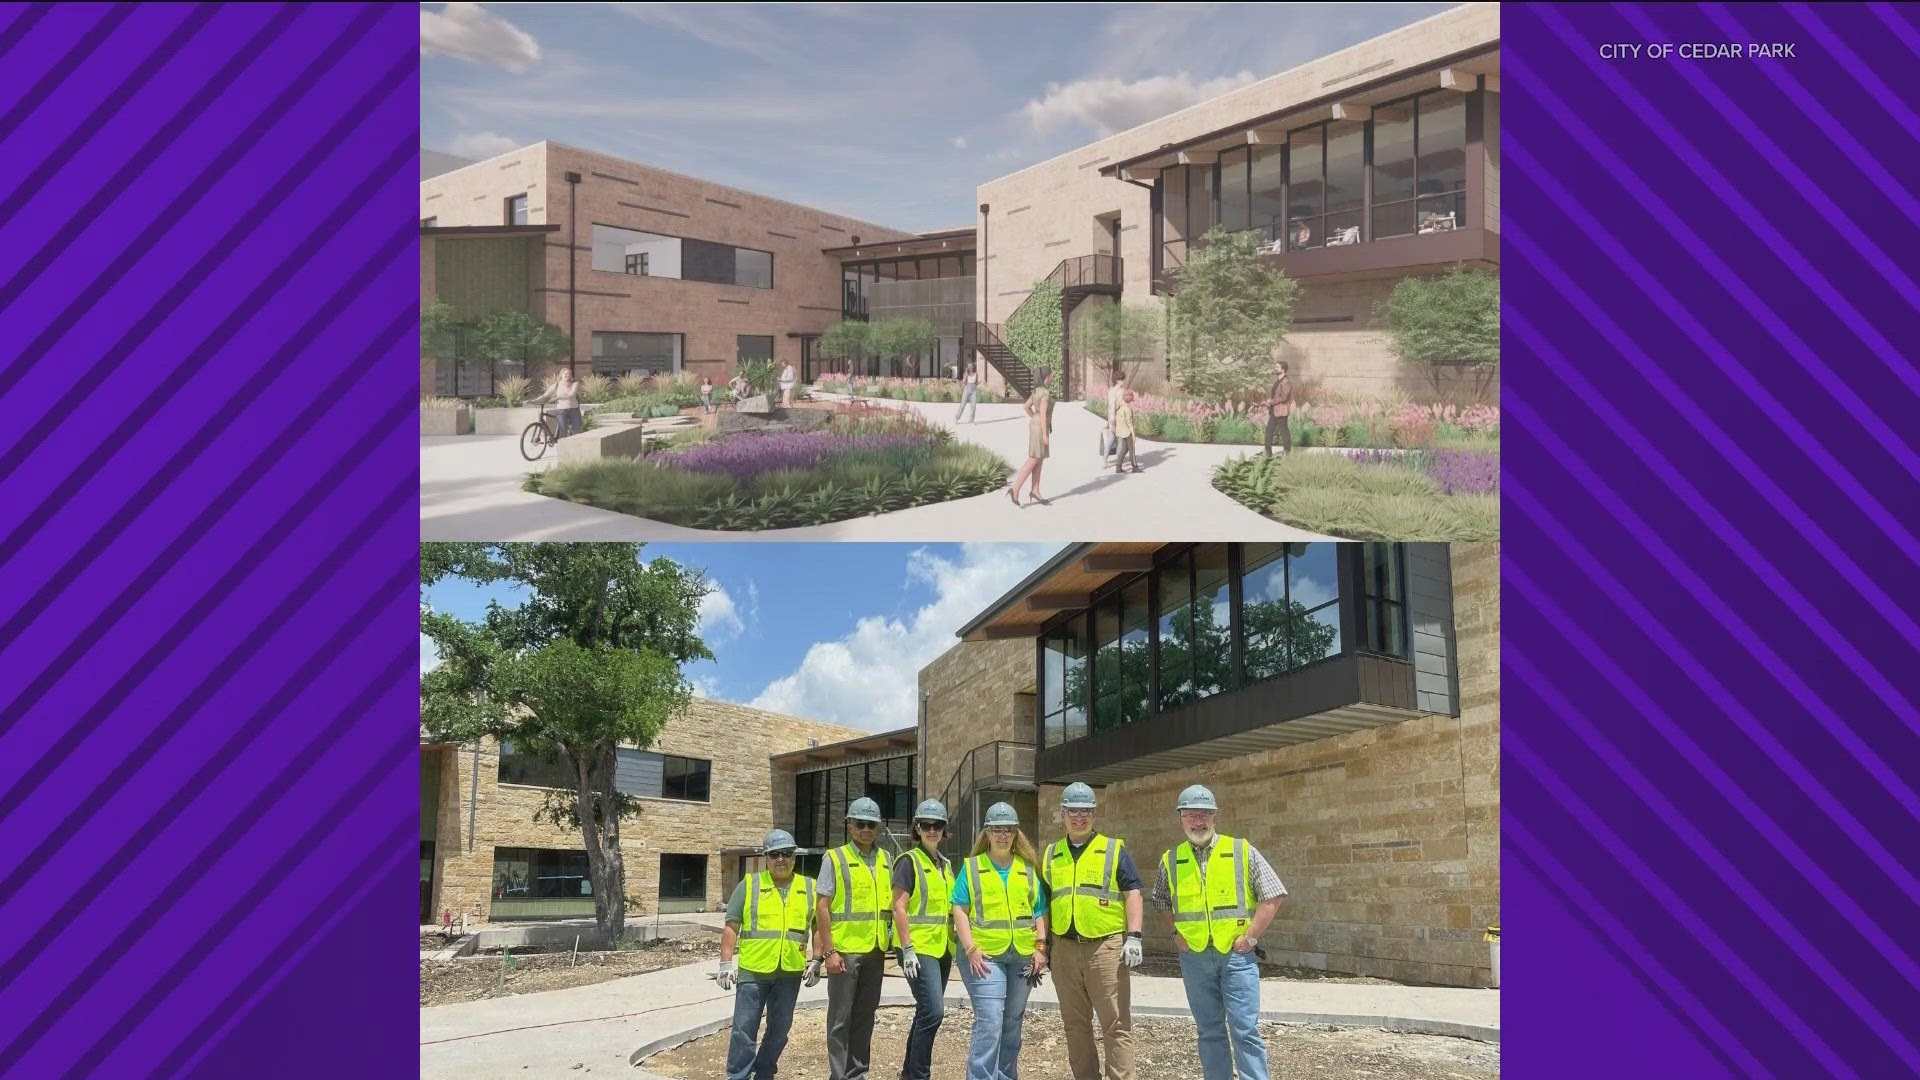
[520,407,559,461]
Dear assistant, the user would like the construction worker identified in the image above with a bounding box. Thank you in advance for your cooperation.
[815,797,894,1080]
[951,801,1049,1080]
[718,829,821,1080]
[892,798,957,1080]
[1044,782,1144,1080]
[1152,785,1287,1080]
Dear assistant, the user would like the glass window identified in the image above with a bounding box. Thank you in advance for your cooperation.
[1287,128,1323,251]
[1417,92,1468,234]
[659,853,707,907]
[1091,597,1123,732]
[1192,544,1232,698]
[506,194,527,226]
[492,847,591,902]
[735,246,773,289]
[1218,148,1250,234]
[662,755,711,802]
[1361,543,1408,656]
[593,223,682,278]
[1249,146,1284,241]
[737,335,774,366]
[1118,577,1151,725]
[1289,543,1343,666]
[1241,542,1344,684]
[1241,544,1291,682]
[592,331,681,376]
[1372,104,1416,206]
[1324,121,1364,245]
[421,216,437,229]
[1154,550,1196,712]
[497,741,574,789]
[1043,619,1088,746]
[1187,163,1216,241]
[1162,166,1189,271]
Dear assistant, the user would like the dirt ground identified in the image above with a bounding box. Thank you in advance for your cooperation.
[1129,955,1398,984]
[419,930,723,1007]
[642,1007,1498,1080]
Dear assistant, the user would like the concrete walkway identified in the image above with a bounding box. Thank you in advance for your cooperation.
[420,393,1332,541]
[421,958,1498,1079]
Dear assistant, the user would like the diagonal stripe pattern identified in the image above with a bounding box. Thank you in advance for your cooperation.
[0,4,419,1075]
[1503,5,1920,1076]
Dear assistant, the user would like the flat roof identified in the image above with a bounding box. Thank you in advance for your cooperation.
[822,227,977,257]
[420,224,562,237]
[770,725,918,766]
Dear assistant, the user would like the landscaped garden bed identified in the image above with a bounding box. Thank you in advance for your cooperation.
[524,404,1009,530]
[1214,448,1499,540]
[1087,393,1499,451]
[816,375,1011,404]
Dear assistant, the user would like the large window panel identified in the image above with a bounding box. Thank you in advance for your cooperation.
[1240,544,1292,682]
[1286,128,1323,250]
[1187,163,1216,240]
[1118,578,1151,725]
[1192,544,1233,698]
[1361,543,1409,656]
[1417,93,1468,195]
[1242,542,1344,683]
[497,741,574,790]
[659,853,707,911]
[735,246,773,289]
[1249,146,1285,241]
[592,331,681,376]
[737,335,774,365]
[1218,148,1250,234]
[1372,105,1416,205]
[1154,550,1196,713]
[506,194,528,226]
[593,224,682,278]
[1090,598,1124,733]
[1289,543,1343,666]
[1043,621,1087,746]
[491,847,593,917]
[1161,166,1189,271]
[662,754,711,802]
[1323,121,1365,245]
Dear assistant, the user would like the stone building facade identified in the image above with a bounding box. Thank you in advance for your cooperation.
[421,698,863,923]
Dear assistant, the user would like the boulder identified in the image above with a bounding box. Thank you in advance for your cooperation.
[735,393,774,415]
[715,408,834,436]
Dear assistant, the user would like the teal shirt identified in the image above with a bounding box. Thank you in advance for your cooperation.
[949,857,1049,917]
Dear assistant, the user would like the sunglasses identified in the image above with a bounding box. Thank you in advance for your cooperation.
[850,821,878,829]
[767,851,795,860]
[916,820,947,831]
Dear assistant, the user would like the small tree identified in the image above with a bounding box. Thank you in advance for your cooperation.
[1166,227,1298,404]
[1375,266,1500,402]
[868,317,939,378]
[420,543,713,942]
[1004,279,1063,392]
[1080,301,1163,386]
[422,299,460,359]
[475,310,573,393]
[818,320,872,379]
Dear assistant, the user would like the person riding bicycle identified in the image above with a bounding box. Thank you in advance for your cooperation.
[530,367,581,439]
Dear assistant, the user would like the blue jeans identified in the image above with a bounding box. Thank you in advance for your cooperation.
[726,975,802,1080]
[701,390,714,414]
[958,948,1033,1080]
[553,406,582,438]
[902,952,952,1080]
[958,384,978,423]
[1177,948,1268,1080]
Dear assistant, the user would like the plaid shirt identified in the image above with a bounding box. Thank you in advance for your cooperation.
[1150,836,1287,910]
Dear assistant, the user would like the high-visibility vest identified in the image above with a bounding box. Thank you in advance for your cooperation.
[900,846,956,958]
[965,855,1038,957]
[737,872,814,975]
[825,844,892,954]
[1162,836,1255,953]
[1045,833,1126,939]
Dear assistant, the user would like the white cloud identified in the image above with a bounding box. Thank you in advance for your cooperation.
[1020,71,1258,137]
[751,544,1056,731]
[421,3,542,72]
[446,130,522,159]
[698,583,747,645]
[950,136,967,150]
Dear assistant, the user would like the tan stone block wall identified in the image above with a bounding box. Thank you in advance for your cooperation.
[420,144,549,229]
[424,698,865,923]
[918,638,1036,813]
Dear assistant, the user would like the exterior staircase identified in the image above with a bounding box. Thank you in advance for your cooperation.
[937,740,1037,860]
[969,254,1122,400]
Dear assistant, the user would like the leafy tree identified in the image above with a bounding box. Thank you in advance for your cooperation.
[475,310,574,388]
[422,299,460,360]
[738,358,778,397]
[868,317,939,378]
[1004,278,1063,390]
[420,543,712,940]
[1375,266,1500,402]
[818,320,872,379]
[1167,227,1298,403]
[1080,301,1163,383]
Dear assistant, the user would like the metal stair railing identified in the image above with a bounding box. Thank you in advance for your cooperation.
[979,254,1122,401]
[937,740,1037,859]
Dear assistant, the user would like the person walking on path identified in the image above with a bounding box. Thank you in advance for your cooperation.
[815,797,894,1080]
[1112,390,1141,475]
[952,802,1050,1080]
[717,830,821,1080]
[958,363,981,424]
[779,360,799,407]
[1153,785,1287,1080]
[892,799,958,1080]
[1007,368,1054,507]
[699,374,716,415]
[1262,360,1293,459]
[1102,369,1129,463]
[1044,783,1144,1080]
[530,367,582,439]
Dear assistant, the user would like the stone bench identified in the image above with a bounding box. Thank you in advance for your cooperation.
[556,421,650,464]
[420,406,471,436]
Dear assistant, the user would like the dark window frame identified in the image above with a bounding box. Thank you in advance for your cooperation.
[589,221,774,289]
[660,753,712,803]
[505,193,528,226]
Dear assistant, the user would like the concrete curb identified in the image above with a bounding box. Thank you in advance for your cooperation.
[628,988,1497,1068]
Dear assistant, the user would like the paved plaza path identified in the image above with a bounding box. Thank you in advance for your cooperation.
[420,394,1333,541]
[421,956,1499,1080]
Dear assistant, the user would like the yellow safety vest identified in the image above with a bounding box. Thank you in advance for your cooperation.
[965,855,1038,957]
[1046,833,1126,939]
[1162,836,1255,953]
[825,844,892,954]
[900,846,956,958]
[737,872,814,975]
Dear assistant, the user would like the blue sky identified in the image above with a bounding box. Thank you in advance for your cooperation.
[421,542,1057,731]
[421,2,1455,231]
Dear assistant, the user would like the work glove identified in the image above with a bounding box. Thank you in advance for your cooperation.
[899,945,920,980]
[802,957,822,988]
[1121,936,1143,969]
[715,959,736,992]
[1022,960,1045,989]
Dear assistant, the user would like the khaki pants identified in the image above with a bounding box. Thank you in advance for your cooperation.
[1051,934,1134,1080]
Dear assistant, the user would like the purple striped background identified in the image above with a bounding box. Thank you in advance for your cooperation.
[0,3,419,1076]
[1504,4,1920,1077]
[2,2,1917,1077]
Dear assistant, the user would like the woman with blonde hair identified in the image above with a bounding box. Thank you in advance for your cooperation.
[950,802,1049,1080]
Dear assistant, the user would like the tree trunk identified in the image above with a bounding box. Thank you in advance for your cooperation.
[574,744,628,943]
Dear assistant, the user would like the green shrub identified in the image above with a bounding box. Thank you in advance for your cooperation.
[1210,453,1494,540]
[1161,416,1195,442]
[1211,416,1259,444]
[1135,412,1164,438]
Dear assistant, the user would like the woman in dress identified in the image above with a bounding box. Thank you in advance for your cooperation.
[1007,367,1053,506]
